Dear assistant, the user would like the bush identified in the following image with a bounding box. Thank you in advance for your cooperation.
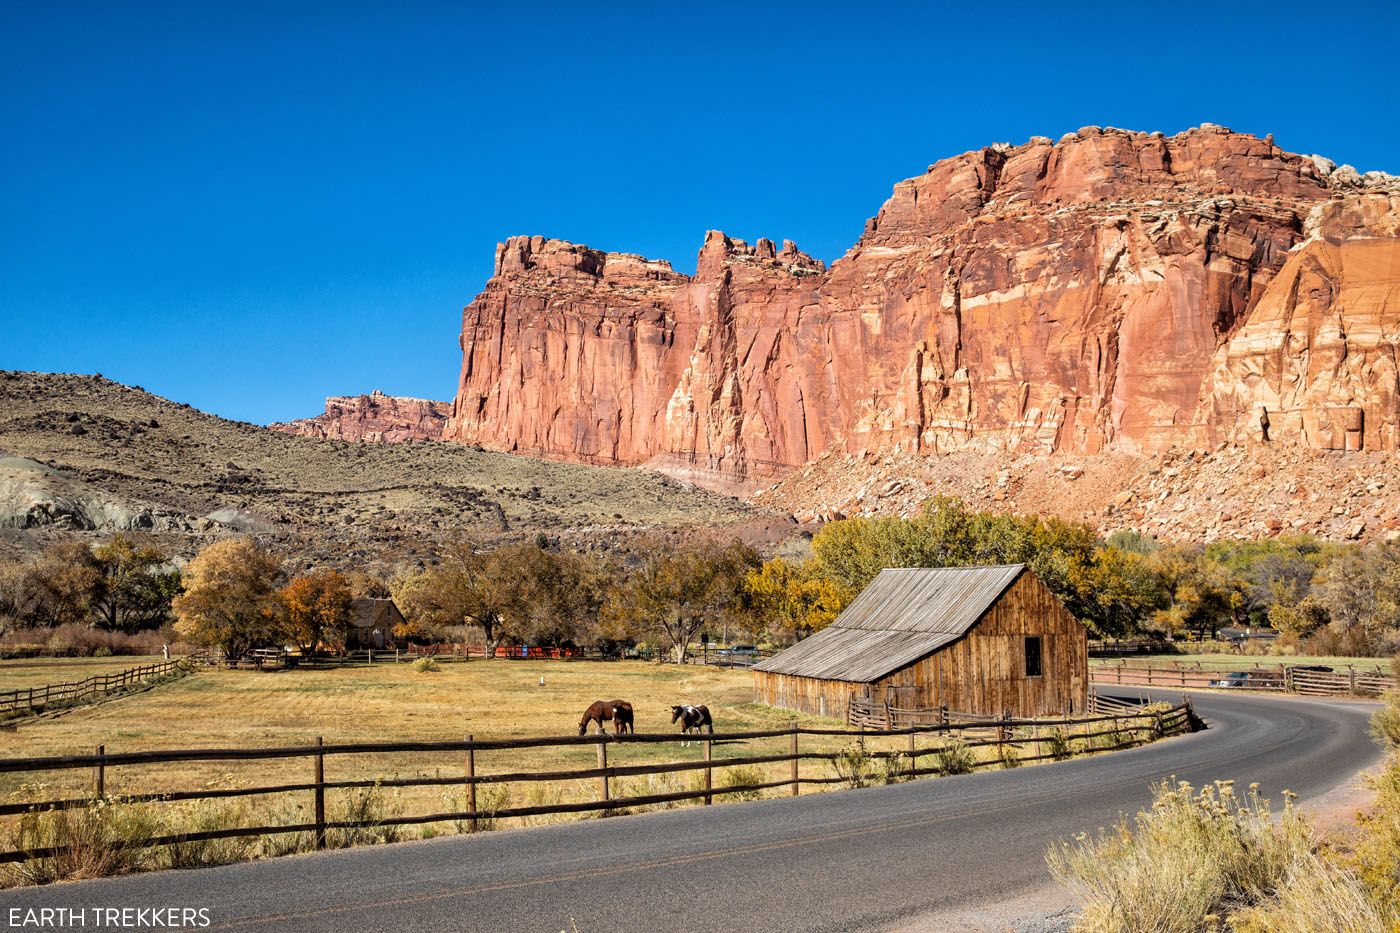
[0,625,177,658]
[934,739,976,775]
[2,794,162,886]
[1047,728,1074,761]
[1370,692,1400,750]
[831,744,874,789]
[411,656,440,673]
[327,783,400,849]
[1231,853,1394,933]
[719,765,768,800]
[1047,779,1312,932]
[162,800,259,869]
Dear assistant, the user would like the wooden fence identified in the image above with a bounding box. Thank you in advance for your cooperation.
[0,703,1194,865]
[0,659,188,719]
[1091,660,1396,696]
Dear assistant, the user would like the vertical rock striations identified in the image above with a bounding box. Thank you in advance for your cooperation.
[444,126,1400,488]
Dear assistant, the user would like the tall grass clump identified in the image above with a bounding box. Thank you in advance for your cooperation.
[719,765,769,800]
[1047,779,1311,932]
[2,793,162,887]
[411,656,440,673]
[831,743,874,789]
[327,782,401,849]
[933,739,976,775]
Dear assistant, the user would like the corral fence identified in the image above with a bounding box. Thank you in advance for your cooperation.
[0,658,192,720]
[1088,638,1173,657]
[1091,660,1396,696]
[225,644,630,669]
[0,702,1195,866]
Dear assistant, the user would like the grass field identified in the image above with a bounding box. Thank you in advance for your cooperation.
[1091,654,1393,671]
[0,659,1179,884]
[0,661,852,818]
[0,656,165,690]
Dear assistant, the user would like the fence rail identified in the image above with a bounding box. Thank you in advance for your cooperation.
[0,659,188,718]
[0,703,1194,865]
[1091,660,1395,696]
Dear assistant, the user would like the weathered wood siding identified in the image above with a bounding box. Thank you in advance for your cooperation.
[753,571,1088,718]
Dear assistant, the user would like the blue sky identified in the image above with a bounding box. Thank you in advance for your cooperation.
[2,1,1396,425]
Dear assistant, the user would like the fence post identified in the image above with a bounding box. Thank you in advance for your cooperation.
[93,744,105,798]
[1349,668,1357,694]
[704,738,713,805]
[597,738,609,803]
[907,729,917,779]
[789,720,799,797]
[465,734,478,832]
[313,737,326,850]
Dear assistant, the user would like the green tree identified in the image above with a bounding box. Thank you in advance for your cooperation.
[91,535,179,632]
[393,537,516,653]
[171,538,283,660]
[602,537,758,663]
[743,557,845,643]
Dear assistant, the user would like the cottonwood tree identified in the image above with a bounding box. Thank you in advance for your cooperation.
[279,569,352,654]
[743,557,844,644]
[172,538,284,660]
[394,537,515,653]
[603,537,758,663]
[91,534,180,632]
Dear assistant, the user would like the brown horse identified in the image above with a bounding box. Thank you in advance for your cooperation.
[671,704,713,745]
[579,699,634,735]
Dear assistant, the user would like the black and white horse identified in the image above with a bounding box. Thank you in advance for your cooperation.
[671,704,713,746]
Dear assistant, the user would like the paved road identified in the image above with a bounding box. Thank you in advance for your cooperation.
[0,690,1382,932]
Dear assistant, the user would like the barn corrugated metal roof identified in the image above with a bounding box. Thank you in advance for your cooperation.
[752,565,1025,682]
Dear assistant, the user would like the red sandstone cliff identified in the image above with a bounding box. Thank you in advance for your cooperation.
[272,391,450,443]
[444,125,1400,488]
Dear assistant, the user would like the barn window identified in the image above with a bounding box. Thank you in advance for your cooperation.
[1025,636,1043,678]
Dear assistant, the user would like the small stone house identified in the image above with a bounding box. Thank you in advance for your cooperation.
[348,598,404,650]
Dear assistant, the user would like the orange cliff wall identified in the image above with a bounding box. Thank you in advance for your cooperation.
[443,125,1400,489]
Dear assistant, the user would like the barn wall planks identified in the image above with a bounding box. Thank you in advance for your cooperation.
[754,571,1088,718]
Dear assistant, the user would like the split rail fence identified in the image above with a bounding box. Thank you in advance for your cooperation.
[1091,660,1395,696]
[0,702,1194,866]
[0,659,187,719]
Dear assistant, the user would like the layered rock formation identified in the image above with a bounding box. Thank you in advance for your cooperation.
[272,391,451,443]
[445,125,1400,489]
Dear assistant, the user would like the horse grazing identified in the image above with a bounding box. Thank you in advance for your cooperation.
[579,699,634,735]
[671,704,713,746]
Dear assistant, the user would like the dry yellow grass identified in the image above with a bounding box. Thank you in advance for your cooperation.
[0,656,164,690]
[0,659,1183,884]
[0,661,854,824]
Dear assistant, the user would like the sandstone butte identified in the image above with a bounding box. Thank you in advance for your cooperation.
[271,390,451,443]
[438,125,1400,495]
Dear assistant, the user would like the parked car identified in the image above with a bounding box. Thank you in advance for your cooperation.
[1212,671,1253,687]
[719,644,759,657]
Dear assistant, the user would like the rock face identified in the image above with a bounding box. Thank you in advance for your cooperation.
[272,391,451,443]
[444,126,1400,488]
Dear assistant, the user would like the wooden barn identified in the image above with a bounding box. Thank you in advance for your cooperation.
[348,598,404,650]
[752,565,1088,719]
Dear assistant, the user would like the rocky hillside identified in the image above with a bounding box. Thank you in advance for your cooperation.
[0,372,754,564]
[755,443,1400,544]
[443,125,1400,495]
[270,391,450,443]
